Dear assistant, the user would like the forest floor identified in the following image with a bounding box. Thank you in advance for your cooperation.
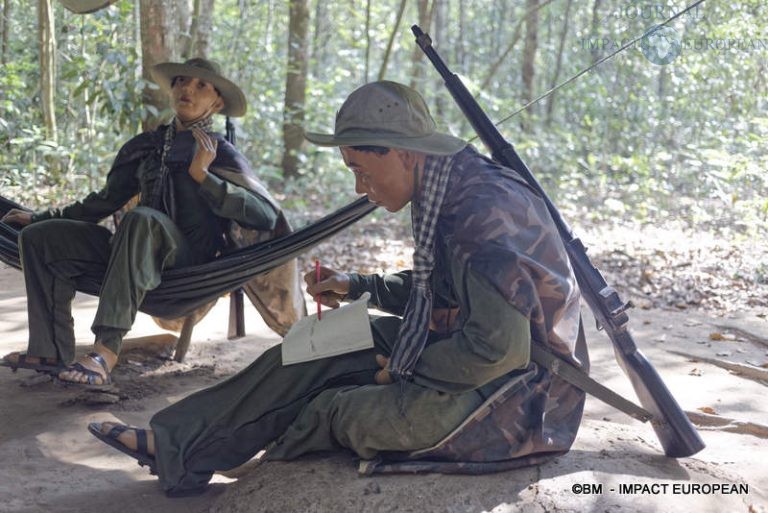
[0,215,766,513]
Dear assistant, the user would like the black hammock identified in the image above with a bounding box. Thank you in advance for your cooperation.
[0,193,376,319]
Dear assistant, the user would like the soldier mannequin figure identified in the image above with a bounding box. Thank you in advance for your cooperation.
[2,58,303,385]
[89,81,588,496]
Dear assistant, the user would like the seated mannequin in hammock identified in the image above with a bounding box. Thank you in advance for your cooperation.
[1,58,304,385]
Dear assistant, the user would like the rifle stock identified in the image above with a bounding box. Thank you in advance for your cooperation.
[412,25,704,457]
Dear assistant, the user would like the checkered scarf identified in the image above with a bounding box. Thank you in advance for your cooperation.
[146,115,214,221]
[387,153,456,381]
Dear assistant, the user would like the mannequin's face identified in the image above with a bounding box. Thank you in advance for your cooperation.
[171,76,223,123]
[340,147,424,212]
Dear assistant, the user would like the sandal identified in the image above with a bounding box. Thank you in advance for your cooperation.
[1,353,65,374]
[56,352,113,386]
[88,422,157,475]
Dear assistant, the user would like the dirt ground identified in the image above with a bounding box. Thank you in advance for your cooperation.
[1,250,767,512]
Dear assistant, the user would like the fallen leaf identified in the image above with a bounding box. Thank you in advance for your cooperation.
[709,332,724,341]
[697,406,718,415]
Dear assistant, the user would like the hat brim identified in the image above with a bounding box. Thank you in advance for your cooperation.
[151,63,247,117]
[59,0,118,14]
[304,129,466,156]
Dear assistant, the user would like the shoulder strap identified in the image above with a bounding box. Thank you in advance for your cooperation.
[530,343,654,423]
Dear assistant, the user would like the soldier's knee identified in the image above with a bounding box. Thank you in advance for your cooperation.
[19,220,54,248]
[326,388,365,433]
[120,206,156,222]
[118,207,161,235]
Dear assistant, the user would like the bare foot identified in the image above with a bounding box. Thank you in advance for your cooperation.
[99,422,156,455]
[58,345,117,385]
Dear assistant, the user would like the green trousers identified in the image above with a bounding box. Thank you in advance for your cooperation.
[150,316,484,495]
[19,207,201,362]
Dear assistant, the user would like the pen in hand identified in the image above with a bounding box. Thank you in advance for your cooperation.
[315,259,322,321]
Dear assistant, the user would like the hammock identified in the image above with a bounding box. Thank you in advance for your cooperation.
[0,193,376,319]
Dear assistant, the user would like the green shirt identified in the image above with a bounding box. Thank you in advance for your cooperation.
[31,144,278,262]
[347,253,531,395]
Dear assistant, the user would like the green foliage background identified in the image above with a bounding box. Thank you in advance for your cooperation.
[0,0,766,235]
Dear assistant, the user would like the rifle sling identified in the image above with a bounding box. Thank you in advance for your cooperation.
[530,344,654,423]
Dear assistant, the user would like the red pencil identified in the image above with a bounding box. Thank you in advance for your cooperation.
[315,259,322,321]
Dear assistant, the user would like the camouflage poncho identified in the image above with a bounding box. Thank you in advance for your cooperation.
[362,146,589,474]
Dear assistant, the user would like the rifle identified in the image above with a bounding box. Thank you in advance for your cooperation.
[412,25,704,458]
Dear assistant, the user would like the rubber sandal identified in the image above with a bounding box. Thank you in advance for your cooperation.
[88,422,157,475]
[0,353,65,374]
[56,352,113,386]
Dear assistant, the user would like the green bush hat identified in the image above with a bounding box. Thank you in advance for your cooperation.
[151,58,247,117]
[304,81,466,156]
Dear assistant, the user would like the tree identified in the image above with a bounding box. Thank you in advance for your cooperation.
[545,0,572,125]
[363,0,371,82]
[590,0,603,63]
[480,0,553,91]
[281,0,309,180]
[37,0,56,142]
[186,0,215,59]
[139,0,177,129]
[1,0,10,65]
[410,0,435,88]
[378,0,406,81]
[521,0,539,106]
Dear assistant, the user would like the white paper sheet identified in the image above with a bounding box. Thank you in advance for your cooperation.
[281,292,373,365]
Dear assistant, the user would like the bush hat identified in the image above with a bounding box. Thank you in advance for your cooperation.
[304,81,466,155]
[59,0,118,14]
[151,58,247,117]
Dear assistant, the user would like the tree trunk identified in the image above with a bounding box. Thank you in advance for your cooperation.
[433,0,446,117]
[590,0,603,64]
[410,0,434,89]
[364,0,371,82]
[177,0,192,58]
[545,0,573,125]
[521,0,539,106]
[281,0,309,180]
[377,0,406,81]
[140,0,177,130]
[310,0,328,79]
[457,0,466,66]
[37,0,56,143]
[264,0,273,49]
[1,0,9,65]
[188,0,214,58]
[480,0,554,91]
